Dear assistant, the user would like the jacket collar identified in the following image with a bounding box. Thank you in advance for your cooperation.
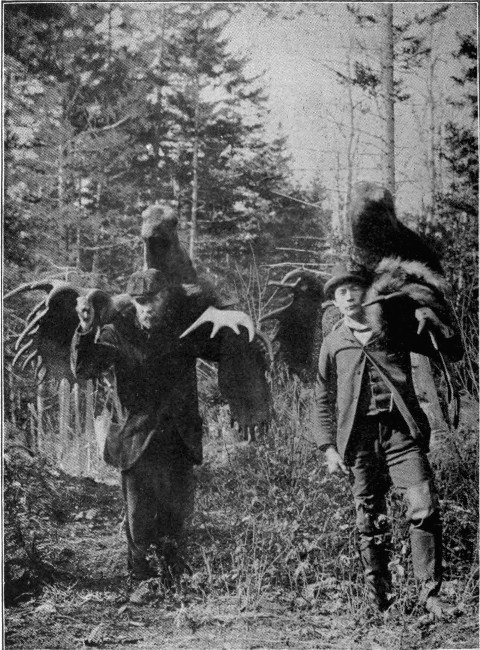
[338,320,380,347]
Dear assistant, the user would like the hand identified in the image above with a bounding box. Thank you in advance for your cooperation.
[76,296,95,332]
[324,446,349,476]
[415,306,452,337]
[180,306,255,342]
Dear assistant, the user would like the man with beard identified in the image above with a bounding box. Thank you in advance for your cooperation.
[72,268,258,582]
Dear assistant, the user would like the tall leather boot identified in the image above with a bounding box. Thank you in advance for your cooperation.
[411,525,442,602]
[360,542,392,612]
[411,522,454,617]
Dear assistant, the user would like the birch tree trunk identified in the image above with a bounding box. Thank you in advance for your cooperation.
[7,365,17,429]
[59,377,71,462]
[85,380,95,475]
[58,142,66,246]
[427,62,438,221]
[152,4,168,202]
[379,4,449,439]
[91,178,103,277]
[343,43,356,237]
[72,383,85,474]
[36,365,46,454]
[332,152,343,235]
[189,68,200,261]
[380,3,395,196]
[75,172,84,272]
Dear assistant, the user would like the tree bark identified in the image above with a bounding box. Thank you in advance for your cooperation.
[343,43,356,237]
[76,216,83,271]
[152,4,168,202]
[36,382,45,454]
[380,4,395,196]
[72,383,85,474]
[58,142,66,248]
[380,5,449,438]
[58,378,71,463]
[189,69,200,261]
[75,173,84,271]
[85,380,95,475]
[92,178,103,277]
[332,152,343,236]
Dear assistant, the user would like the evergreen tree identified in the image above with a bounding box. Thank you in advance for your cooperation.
[4,4,145,281]
[4,3,330,286]
[123,4,300,269]
[419,30,478,396]
[431,30,477,283]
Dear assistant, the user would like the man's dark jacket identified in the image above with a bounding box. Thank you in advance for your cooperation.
[313,320,462,463]
[71,286,222,470]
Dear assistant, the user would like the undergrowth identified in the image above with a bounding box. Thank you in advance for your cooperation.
[3,452,67,605]
[3,370,479,620]
[184,371,479,617]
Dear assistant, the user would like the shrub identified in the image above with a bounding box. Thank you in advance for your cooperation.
[3,451,68,605]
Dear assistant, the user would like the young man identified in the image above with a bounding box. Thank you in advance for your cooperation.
[314,262,462,616]
[72,268,259,581]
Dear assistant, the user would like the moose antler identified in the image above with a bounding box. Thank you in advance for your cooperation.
[6,280,131,382]
[180,306,255,343]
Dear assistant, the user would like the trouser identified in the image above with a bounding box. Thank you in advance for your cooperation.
[349,412,442,606]
[121,436,195,576]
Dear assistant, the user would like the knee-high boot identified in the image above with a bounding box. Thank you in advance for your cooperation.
[411,518,443,603]
[359,538,392,611]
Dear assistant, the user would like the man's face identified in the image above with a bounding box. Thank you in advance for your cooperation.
[132,293,166,330]
[333,283,366,318]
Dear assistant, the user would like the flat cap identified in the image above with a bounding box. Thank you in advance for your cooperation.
[126,269,167,297]
[324,262,368,298]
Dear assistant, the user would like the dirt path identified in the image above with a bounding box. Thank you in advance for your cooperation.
[4,471,478,650]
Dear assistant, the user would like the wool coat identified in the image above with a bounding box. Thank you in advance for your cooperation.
[313,320,462,464]
[71,286,222,470]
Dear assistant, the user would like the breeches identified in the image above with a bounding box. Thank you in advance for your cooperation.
[350,413,442,590]
[121,438,194,566]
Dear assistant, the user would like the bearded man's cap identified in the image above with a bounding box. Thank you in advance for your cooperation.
[126,269,167,298]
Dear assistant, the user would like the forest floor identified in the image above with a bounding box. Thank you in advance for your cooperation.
[4,438,478,650]
[3,382,479,650]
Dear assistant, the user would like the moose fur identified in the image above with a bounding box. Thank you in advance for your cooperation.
[349,182,444,274]
[364,257,452,339]
[260,270,326,382]
[141,203,198,283]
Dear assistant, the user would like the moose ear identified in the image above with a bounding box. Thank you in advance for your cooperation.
[260,269,331,383]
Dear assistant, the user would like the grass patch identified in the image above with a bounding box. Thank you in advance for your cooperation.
[3,374,478,638]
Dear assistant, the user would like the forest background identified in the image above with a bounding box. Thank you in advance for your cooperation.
[2,3,479,649]
[4,1,478,455]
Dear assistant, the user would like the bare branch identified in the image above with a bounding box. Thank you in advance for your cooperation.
[261,262,331,270]
[275,247,325,255]
[82,239,141,251]
[269,191,324,208]
[91,115,132,133]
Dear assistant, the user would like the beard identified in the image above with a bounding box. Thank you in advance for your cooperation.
[137,311,160,331]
